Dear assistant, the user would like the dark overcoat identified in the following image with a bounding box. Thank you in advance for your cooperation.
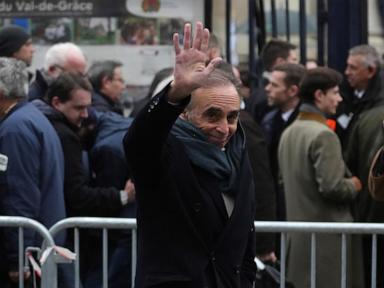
[124,87,256,288]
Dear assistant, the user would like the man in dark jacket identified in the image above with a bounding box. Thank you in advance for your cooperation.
[0,58,66,286]
[245,39,298,123]
[87,60,125,115]
[34,73,135,287]
[341,44,384,287]
[89,111,135,288]
[124,22,256,288]
[337,44,384,147]
[261,63,305,221]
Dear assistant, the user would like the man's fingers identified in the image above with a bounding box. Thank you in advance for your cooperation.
[183,23,191,50]
[206,57,223,74]
[193,22,203,50]
[173,33,180,55]
[200,28,210,53]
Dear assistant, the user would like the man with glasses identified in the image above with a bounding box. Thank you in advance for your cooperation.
[28,42,87,101]
[87,60,125,115]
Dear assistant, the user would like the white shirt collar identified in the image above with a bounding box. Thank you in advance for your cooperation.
[354,90,365,99]
[281,108,294,122]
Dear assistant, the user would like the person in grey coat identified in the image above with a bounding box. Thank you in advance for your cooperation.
[278,67,362,288]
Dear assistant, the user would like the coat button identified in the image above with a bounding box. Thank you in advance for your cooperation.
[210,252,216,262]
[234,265,240,274]
[193,202,201,212]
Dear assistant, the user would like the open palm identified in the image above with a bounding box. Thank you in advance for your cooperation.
[168,22,222,102]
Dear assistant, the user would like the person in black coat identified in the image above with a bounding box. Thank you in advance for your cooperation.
[35,73,135,288]
[89,111,136,288]
[261,63,305,222]
[124,22,256,288]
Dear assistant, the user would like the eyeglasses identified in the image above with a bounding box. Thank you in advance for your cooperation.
[53,64,65,72]
[112,77,125,84]
[53,65,87,78]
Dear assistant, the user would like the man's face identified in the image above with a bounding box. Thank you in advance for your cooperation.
[53,88,91,127]
[13,39,34,66]
[60,56,87,77]
[183,85,240,149]
[345,54,375,91]
[286,49,299,64]
[316,86,342,115]
[103,67,125,101]
[265,71,290,107]
[271,49,299,70]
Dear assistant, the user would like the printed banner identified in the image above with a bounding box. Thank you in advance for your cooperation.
[0,0,126,17]
[0,0,198,18]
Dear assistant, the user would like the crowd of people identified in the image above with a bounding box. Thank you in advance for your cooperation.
[0,21,383,288]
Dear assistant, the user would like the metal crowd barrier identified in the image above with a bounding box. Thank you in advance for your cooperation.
[0,216,56,288]
[49,217,137,288]
[6,217,383,288]
[254,221,384,288]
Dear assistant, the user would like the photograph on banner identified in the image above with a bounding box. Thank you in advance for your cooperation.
[31,18,73,45]
[75,17,117,45]
[118,15,184,46]
[119,16,158,45]
[126,0,196,20]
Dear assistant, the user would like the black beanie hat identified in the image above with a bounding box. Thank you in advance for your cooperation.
[0,25,30,57]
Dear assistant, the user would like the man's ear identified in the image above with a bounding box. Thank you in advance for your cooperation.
[101,75,110,87]
[274,57,285,67]
[367,65,377,79]
[48,65,61,78]
[180,110,188,120]
[287,85,299,98]
[313,89,323,104]
[51,96,61,110]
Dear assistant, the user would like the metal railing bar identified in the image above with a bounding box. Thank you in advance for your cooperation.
[341,234,347,288]
[285,0,290,41]
[371,234,377,288]
[75,228,80,288]
[49,217,137,236]
[19,227,24,288]
[132,229,137,288]
[0,216,54,245]
[103,228,108,288]
[310,233,316,288]
[280,232,286,288]
[254,221,384,234]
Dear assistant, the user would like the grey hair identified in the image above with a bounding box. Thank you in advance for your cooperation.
[87,60,123,91]
[186,62,241,111]
[0,57,28,100]
[44,42,86,71]
[349,44,381,68]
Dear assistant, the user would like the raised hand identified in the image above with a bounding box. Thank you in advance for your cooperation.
[168,21,222,103]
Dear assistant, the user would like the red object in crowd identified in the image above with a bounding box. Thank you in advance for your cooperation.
[326,119,336,131]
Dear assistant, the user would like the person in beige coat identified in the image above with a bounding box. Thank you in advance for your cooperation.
[278,67,362,288]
